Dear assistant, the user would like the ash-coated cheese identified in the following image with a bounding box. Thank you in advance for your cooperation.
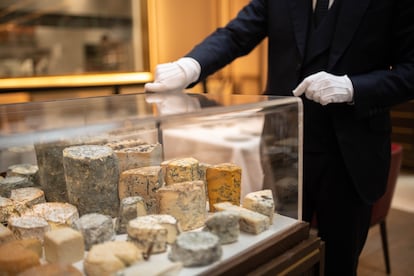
[7,163,39,187]
[0,176,32,197]
[115,196,147,234]
[127,216,169,254]
[204,210,240,244]
[169,231,222,267]
[156,180,206,231]
[242,189,275,224]
[72,213,115,251]
[115,143,163,172]
[63,145,120,217]
[10,187,45,208]
[214,202,270,234]
[29,202,79,229]
[84,241,142,276]
[206,163,241,212]
[0,240,41,275]
[162,157,199,185]
[44,227,85,264]
[18,263,83,276]
[8,215,51,242]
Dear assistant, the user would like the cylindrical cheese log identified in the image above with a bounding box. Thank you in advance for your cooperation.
[0,176,32,197]
[8,216,51,243]
[10,187,45,208]
[204,210,240,244]
[63,145,120,217]
[206,163,241,212]
[7,163,40,187]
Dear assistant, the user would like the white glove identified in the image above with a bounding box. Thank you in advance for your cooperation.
[145,91,201,115]
[144,57,201,92]
[292,71,354,105]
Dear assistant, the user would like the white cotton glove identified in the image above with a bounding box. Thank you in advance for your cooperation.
[145,91,201,115]
[144,57,201,92]
[292,71,354,105]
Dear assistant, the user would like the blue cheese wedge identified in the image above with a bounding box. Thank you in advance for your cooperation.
[204,210,240,244]
[162,157,199,185]
[242,189,275,224]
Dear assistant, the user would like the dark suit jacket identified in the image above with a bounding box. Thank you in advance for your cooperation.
[186,0,414,204]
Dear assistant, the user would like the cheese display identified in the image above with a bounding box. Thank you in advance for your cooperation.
[10,187,45,208]
[127,216,168,254]
[17,263,83,276]
[8,215,51,242]
[72,213,115,251]
[203,210,240,244]
[63,145,120,217]
[0,239,41,275]
[83,241,142,276]
[44,227,85,264]
[6,163,39,187]
[169,231,222,267]
[117,259,182,276]
[163,157,199,185]
[242,189,275,224]
[29,202,79,229]
[0,176,32,197]
[206,163,241,212]
[0,223,15,244]
[118,166,163,214]
[115,196,147,234]
[157,180,206,231]
[115,143,163,172]
[214,202,270,234]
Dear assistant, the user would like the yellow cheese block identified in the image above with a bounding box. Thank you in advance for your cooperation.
[206,163,241,212]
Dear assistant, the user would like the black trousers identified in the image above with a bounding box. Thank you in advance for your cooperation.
[302,147,372,276]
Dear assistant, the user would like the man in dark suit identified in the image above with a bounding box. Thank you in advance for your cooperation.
[145,0,414,274]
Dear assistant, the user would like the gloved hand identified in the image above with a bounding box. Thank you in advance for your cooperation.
[292,71,354,105]
[144,57,201,92]
[145,91,201,115]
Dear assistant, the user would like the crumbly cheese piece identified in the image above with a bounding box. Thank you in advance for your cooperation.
[44,227,85,264]
[127,216,168,254]
[115,196,147,234]
[0,196,19,224]
[242,189,275,224]
[119,166,163,214]
[0,223,15,244]
[214,202,270,234]
[8,215,51,242]
[105,139,147,151]
[163,157,200,185]
[63,145,120,217]
[10,187,45,208]
[72,213,115,251]
[204,210,240,244]
[115,143,163,172]
[117,259,182,276]
[206,163,241,212]
[156,180,206,231]
[7,163,40,187]
[0,176,32,197]
[0,240,40,275]
[29,202,79,229]
[84,241,142,276]
[169,231,222,267]
[17,263,83,276]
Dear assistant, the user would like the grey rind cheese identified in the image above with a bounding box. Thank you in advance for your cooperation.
[0,176,32,197]
[203,210,240,244]
[114,143,162,172]
[119,166,163,214]
[72,213,115,251]
[10,187,45,208]
[63,145,120,217]
[7,163,39,187]
[169,231,222,267]
[115,196,147,234]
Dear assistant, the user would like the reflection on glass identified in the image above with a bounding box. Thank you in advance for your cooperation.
[0,0,147,78]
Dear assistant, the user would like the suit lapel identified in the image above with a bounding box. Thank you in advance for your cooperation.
[328,0,371,68]
[287,0,312,59]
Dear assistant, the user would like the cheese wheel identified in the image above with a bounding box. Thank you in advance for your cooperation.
[169,232,222,267]
[8,215,51,242]
[10,187,45,208]
[204,210,240,244]
[30,202,79,229]
[17,263,83,276]
[0,176,32,198]
[7,163,39,187]
[127,216,168,254]
[206,163,241,212]
[84,241,142,276]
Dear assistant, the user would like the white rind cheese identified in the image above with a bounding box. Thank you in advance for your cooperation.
[8,215,51,243]
[204,210,240,244]
[156,180,206,231]
[242,189,275,224]
[118,166,163,214]
[169,231,222,267]
[214,202,270,234]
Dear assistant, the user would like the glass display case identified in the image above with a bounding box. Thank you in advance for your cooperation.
[0,92,315,275]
